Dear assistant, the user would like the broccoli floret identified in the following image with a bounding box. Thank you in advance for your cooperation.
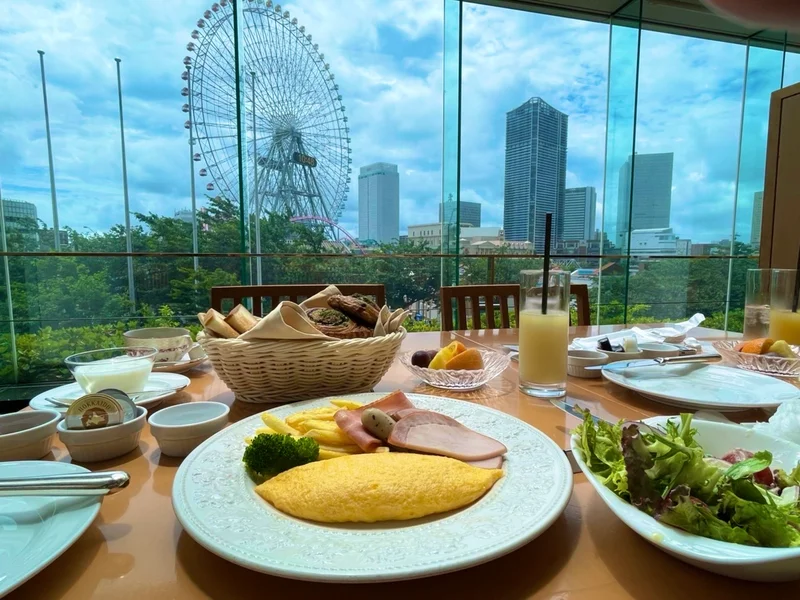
[243,434,319,482]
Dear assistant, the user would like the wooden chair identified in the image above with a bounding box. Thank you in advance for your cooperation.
[440,283,591,331]
[210,284,386,316]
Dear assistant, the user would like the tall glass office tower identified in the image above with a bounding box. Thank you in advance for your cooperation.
[358,162,400,243]
[503,97,568,251]
[616,152,674,248]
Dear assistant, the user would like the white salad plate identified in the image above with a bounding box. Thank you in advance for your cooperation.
[152,355,208,374]
[28,373,191,414]
[572,416,800,582]
[602,363,800,412]
[173,392,573,583]
[0,461,102,597]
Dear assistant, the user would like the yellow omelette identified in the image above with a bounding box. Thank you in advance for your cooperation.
[256,452,503,523]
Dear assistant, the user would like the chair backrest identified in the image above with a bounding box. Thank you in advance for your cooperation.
[440,285,520,331]
[439,283,591,331]
[210,284,386,316]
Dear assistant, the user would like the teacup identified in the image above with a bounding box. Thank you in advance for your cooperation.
[123,327,195,363]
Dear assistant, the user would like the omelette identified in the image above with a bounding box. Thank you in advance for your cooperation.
[255,452,503,523]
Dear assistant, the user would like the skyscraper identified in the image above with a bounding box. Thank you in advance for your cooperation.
[440,200,481,227]
[503,98,568,251]
[358,162,399,243]
[616,152,673,248]
[751,191,763,247]
[563,187,596,241]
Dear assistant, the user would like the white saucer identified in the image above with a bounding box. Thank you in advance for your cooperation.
[29,373,191,414]
[153,355,208,374]
[0,461,102,597]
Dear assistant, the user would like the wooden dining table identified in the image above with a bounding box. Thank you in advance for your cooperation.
[8,324,798,599]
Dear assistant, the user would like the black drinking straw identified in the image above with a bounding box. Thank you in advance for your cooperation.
[793,244,800,312]
[542,213,553,315]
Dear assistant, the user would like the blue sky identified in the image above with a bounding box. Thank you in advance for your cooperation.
[1,0,799,247]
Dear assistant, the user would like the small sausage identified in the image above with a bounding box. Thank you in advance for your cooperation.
[361,408,395,441]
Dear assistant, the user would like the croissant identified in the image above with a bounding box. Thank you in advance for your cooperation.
[328,294,380,327]
[306,308,372,339]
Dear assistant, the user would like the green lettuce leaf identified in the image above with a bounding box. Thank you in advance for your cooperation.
[721,490,800,548]
[724,451,772,481]
[573,409,628,495]
[656,486,757,545]
[621,424,666,513]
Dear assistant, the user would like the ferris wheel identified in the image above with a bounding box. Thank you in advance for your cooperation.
[182,0,352,237]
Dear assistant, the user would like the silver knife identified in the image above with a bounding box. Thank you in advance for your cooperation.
[586,353,720,371]
[0,471,130,497]
[550,398,606,424]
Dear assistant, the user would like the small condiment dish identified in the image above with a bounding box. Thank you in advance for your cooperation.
[57,406,147,463]
[567,350,608,379]
[598,349,644,363]
[148,401,229,458]
[0,410,61,461]
[639,343,682,358]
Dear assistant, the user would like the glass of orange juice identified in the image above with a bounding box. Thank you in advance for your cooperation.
[518,269,570,398]
[769,269,800,345]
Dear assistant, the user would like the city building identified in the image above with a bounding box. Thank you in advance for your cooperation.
[691,242,718,256]
[358,162,399,244]
[676,238,692,256]
[174,208,194,224]
[751,191,763,247]
[2,199,37,228]
[616,152,674,248]
[440,200,481,227]
[407,223,532,254]
[503,97,568,250]
[629,228,679,256]
[563,187,596,241]
[407,223,441,249]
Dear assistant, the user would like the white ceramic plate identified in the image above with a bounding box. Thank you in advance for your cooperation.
[173,392,573,582]
[571,416,800,582]
[28,373,191,414]
[602,363,800,411]
[0,461,102,596]
[153,355,208,374]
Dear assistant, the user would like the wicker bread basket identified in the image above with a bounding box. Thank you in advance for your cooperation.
[198,328,406,403]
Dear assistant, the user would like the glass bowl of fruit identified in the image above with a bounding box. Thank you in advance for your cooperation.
[399,341,511,391]
[713,338,800,377]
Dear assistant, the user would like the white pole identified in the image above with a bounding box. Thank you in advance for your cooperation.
[38,50,60,250]
[0,180,19,382]
[187,66,199,273]
[115,58,136,307]
[251,71,262,284]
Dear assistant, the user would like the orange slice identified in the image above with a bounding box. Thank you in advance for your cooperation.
[739,338,774,354]
[428,341,467,370]
[445,348,484,370]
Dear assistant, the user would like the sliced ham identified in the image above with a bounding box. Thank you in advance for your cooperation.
[388,407,426,420]
[388,410,507,461]
[466,456,504,469]
[334,391,415,452]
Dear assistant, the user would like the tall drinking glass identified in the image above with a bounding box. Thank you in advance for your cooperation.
[518,270,570,398]
[769,269,800,344]
[744,268,771,340]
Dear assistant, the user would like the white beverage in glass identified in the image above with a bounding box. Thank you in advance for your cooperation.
[519,310,569,387]
[73,356,153,394]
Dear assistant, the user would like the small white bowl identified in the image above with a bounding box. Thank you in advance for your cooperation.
[0,410,61,461]
[148,402,229,458]
[640,343,682,358]
[568,350,608,379]
[57,406,147,463]
[572,417,800,581]
[598,349,644,363]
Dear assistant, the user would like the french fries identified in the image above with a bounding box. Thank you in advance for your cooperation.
[248,400,367,459]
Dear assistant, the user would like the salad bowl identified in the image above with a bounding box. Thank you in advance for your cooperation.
[571,416,800,582]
